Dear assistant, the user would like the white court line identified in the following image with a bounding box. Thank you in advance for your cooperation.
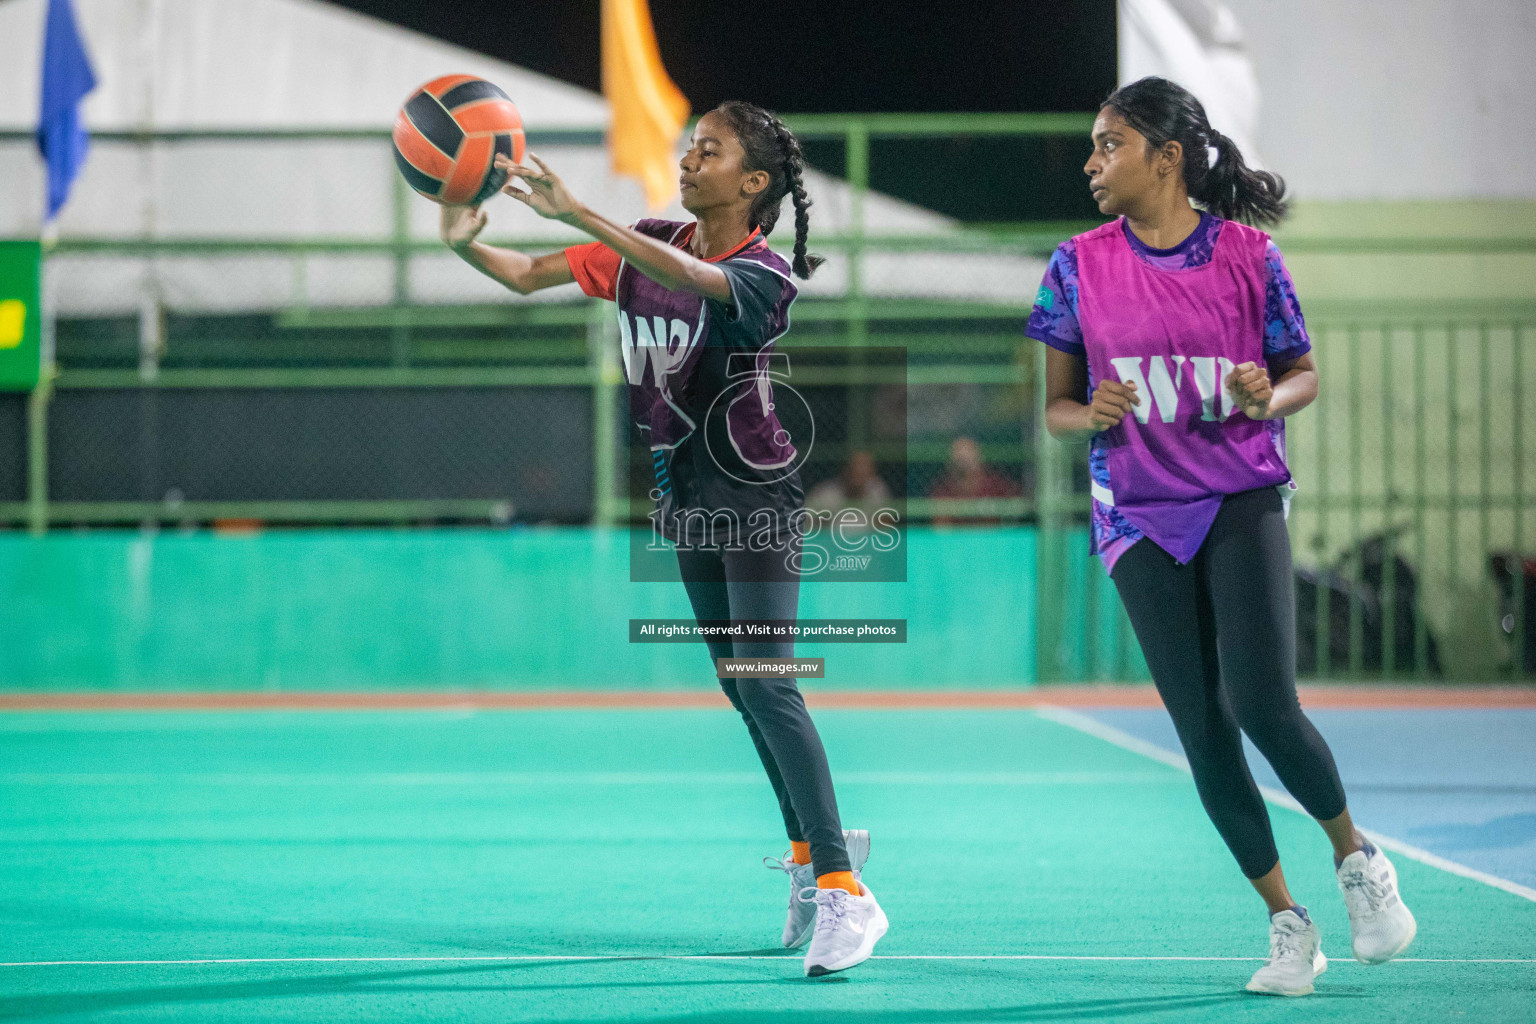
[0,770,1169,787]
[1034,705,1536,904]
[3,955,1532,967]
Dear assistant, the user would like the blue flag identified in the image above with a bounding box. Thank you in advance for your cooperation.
[36,0,97,221]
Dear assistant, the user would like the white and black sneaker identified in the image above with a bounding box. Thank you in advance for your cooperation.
[1246,908,1327,996]
[1337,843,1417,964]
[764,829,871,949]
[801,881,888,977]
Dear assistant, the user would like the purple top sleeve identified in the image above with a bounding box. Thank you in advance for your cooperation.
[1026,240,1084,357]
[1262,241,1310,362]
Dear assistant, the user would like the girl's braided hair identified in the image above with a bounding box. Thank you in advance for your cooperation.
[712,100,825,279]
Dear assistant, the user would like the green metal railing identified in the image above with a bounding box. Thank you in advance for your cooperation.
[1035,301,1536,682]
[1282,303,1535,681]
[4,117,1082,532]
[3,118,1534,681]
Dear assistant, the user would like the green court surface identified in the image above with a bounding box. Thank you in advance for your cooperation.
[2,709,1532,1022]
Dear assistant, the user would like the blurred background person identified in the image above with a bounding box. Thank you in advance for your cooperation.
[806,450,892,526]
[927,436,1020,526]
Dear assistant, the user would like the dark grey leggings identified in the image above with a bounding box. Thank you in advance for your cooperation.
[676,540,851,876]
[1110,486,1348,879]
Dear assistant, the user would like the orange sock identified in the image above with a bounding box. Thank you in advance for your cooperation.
[817,871,860,895]
[790,841,812,865]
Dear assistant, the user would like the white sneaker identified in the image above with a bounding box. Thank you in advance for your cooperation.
[764,829,871,949]
[1246,909,1327,996]
[1337,844,1417,964]
[801,881,889,977]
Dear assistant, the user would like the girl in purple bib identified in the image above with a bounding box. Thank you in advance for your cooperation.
[438,102,885,977]
[1030,77,1416,996]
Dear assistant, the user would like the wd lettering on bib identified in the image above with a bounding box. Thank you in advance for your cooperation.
[619,312,701,391]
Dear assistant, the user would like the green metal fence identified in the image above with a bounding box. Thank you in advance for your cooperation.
[1283,301,1536,681]
[2,118,1533,681]
[2,116,1095,532]
[1034,300,1536,683]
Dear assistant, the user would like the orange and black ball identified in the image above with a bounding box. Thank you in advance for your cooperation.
[392,75,526,205]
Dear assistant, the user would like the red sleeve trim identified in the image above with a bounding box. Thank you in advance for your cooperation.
[564,242,621,301]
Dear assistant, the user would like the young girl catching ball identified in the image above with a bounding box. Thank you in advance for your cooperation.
[441,101,886,977]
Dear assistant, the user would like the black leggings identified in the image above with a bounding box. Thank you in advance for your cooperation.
[1110,486,1348,879]
[676,540,851,876]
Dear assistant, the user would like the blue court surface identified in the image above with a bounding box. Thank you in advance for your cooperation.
[1074,707,1536,890]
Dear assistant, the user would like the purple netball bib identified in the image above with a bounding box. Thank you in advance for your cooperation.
[1076,218,1292,563]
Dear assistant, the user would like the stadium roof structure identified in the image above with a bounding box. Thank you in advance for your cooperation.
[0,0,613,131]
[0,0,1038,314]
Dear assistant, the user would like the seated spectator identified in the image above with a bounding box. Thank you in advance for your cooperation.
[927,436,1020,526]
[806,450,893,527]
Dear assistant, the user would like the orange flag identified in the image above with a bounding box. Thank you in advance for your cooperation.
[602,0,690,211]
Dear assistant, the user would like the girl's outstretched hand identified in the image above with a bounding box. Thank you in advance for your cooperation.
[498,153,581,223]
[440,204,488,251]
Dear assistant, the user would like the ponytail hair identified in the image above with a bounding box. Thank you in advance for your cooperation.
[1102,76,1288,227]
[712,100,825,279]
